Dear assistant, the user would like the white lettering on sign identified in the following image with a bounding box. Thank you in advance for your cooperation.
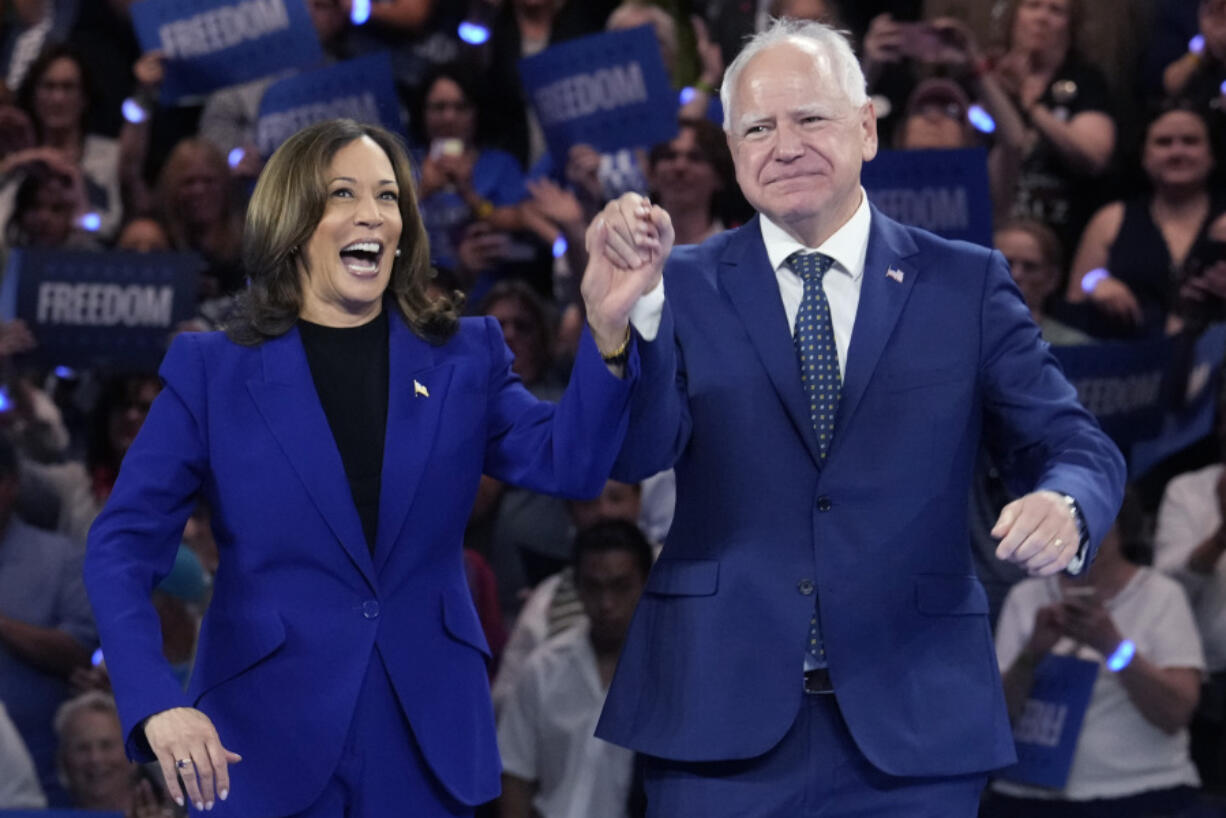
[36,282,175,327]
[158,0,290,59]
[1015,699,1068,748]
[257,92,381,156]
[871,187,970,231]
[532,63,649,125]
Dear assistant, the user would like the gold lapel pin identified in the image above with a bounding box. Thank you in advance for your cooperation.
[414,380,429,398]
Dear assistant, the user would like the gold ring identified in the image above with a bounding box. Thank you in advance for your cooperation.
[1053,538,1063,549]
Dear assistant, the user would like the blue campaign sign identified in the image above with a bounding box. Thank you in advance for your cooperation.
[863,149,993,247]
[519,25,678,163]
[1131,323,1226,478]
[256,53,404,158]
[998,654,1098,790]
[1051,336,1172,450]
[130,0,323,102]
[0,250,202,370]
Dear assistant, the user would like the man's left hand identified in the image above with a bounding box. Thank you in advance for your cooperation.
[992,490,1080,576]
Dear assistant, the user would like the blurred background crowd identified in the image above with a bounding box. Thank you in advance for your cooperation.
[1,0,1226,815]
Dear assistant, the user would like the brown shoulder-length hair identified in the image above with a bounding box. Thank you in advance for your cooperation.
[225,118,459,345]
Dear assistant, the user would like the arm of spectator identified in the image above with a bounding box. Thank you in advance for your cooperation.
[1061,594,1201,734]
[499,774,538,818]
[679,15,722,121]
[1179,213,1226,306]
[1000,602,1064,722]
[1153,470,1225,605]
[0,614,92,676]
[0,104,35,159]
[455,220,511,286]
[861,13,904,88]
[565,144,606,214]
[119,51,165,218]
[1171,1,1226,96]
[9,377,71,461]
[341,0,434,30]
[525,177,590,273]
[1026,105,1114,176]
[1066,202,1143,323]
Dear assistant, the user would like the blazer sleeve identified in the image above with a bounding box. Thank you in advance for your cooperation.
[612,295,691,482]
[480,317,641,499]
[978,249,1126,563]
[83,333,209,760]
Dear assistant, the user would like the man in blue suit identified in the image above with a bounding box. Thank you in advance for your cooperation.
[592,19,1125,817]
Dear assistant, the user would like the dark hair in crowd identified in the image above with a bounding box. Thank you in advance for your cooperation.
[411,62,489,148]
[573,519,653,580]
[16,44,96,142]
[225,119,459,345]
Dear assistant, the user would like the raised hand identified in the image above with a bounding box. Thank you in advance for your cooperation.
[580,192,673,354]
[992,489,1080,576]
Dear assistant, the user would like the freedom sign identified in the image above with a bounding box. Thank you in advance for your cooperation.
[998,655,1099,789]
[1,250,202,370]
[256,53,404,159]
[131,0,323,102]
[863,148,993,247]
[519,25,678,163]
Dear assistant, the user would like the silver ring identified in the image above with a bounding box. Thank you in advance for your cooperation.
[1053,538,1064,549]
[176,758,193,769]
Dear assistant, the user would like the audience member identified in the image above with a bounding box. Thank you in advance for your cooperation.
[492,479,644,713]
[995,218,1089,345]
[1066,101,1226,339]
[647,117,740,245]
[0,434,98,804]
[114,215,171,253]
[0,699,45,808]
[985,0,1116,257]
[54,691,173,814]
[5,44,123,238]
[1158,0,1226,131]
[989,493,1204,817]
[2,158,100,251]
[1154,407,1226,790]
[497,520,651,818]
[894,77,975,150]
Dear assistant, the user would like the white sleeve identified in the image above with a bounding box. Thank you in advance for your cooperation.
[491,576,555,715]
[1138,576,1207,672]
[497,656,543,782]
[995,581,1039,671]
[628,279,665,342]
[0,703,45,808]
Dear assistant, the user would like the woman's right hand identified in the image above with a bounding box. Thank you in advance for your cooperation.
[144,706,242,811]
[1087,275,1143,325]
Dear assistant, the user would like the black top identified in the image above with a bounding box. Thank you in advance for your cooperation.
[299,310,390,552]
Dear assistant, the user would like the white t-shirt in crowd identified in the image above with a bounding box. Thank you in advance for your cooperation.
[993,568,1204,801]
[497,622,633,818]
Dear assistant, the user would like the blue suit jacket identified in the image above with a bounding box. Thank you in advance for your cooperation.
[597,210,1125,778]
[84,313,639,815]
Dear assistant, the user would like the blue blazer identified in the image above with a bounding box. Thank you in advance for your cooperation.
[84,313,640,815]
[597,210,1125,778]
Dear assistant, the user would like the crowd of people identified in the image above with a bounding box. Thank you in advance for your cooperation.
[0,0,1225,815]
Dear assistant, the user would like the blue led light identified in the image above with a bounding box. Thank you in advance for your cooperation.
[92,647,104,667]
[228,147,245,169]
[122,97,147,124]
[1081,267,1110,294]
[679,86,696,106]
[458,22,490,45]
[54,365,77,379]
[1106,639,1135,672]
[1190,34,1205,55]
[552,235,568,258]
[79,212,101,232]
[0,389,11,413]
[1220,79,1226,96]
[350,0,370,25]
[968,104,996,134]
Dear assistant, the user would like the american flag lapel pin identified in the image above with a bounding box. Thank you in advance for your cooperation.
[414,380,429,398]
[886,266,905,283]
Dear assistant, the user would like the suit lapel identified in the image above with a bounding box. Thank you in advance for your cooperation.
[247,326,376,587]
[372,316,450,574]
[832,209,920,454]
[720,217,822,467]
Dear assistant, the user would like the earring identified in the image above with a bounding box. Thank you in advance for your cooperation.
[395,248,402,258]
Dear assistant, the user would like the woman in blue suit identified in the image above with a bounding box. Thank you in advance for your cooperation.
[83,118,673,817]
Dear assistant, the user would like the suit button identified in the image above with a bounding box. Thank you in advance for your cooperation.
[362,600,380,619]
[797,579,815,595]
[816,496,832,511]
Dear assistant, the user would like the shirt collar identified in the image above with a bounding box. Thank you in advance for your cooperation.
[760,188,872,281]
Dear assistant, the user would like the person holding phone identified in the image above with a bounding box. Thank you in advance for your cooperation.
[991,494,1205,816]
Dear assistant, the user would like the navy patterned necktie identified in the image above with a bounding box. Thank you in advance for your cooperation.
[787,251,840,462]
[787,250,839,670]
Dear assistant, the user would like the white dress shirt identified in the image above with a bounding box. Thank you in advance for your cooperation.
[629,189,872,359]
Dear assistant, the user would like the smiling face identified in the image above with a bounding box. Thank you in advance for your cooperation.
[651,126,723,215]
[1011,0,1071,55]
[34,56,85,134]
[423,77,475,144]
[59,708,132,809]
[1143,110,1213,192]
[299,136,403,326]
[727,41,876,246]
